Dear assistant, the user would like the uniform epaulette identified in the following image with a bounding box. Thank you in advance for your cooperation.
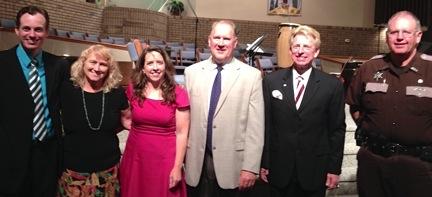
[369,54,385,60]
[420,54,432,61]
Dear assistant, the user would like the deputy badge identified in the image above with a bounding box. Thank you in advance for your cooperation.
[373,71,383,81]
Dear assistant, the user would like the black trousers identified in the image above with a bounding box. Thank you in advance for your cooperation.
[269,160,326,197]
[357,147,432,197]
[187,152,251,197]
[270,182,326,197]
[6,139,60,197]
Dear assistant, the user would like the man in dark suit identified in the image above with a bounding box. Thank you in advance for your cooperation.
[260,25,346,197]
[0,6,64,196]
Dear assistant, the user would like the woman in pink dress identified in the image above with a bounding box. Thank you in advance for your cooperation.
[120,46,190,197]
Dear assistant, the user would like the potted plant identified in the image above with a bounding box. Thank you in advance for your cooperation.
[167,0,184,16]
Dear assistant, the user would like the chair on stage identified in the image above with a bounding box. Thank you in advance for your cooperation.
[197,52,211,62]
[179,50,196,67]
[0,18,15,29]
[109,36,127,45]
[55,29,69,38]
[69,31,85,40]
[126,39,145,67]
[255,58,276,75]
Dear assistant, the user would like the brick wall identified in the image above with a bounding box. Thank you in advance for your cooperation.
[102,7,167,40]
[165,16,381,58]
[0,0,103,34]
[1,1,382,58]
[165,16,283,51]
[317,26,380,57]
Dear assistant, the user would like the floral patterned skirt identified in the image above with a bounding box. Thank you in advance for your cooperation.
[57,165,120,197]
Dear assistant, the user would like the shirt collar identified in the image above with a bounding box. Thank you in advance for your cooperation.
[210,57,236,70]
[16,43,43,68]
[293,67,312,80]
[380,52,423,75]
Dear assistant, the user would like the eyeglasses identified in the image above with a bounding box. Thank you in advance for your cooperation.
[291,45,315,53]
[387,30,419,38]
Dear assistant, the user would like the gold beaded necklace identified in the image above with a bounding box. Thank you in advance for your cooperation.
[81,89,105,131]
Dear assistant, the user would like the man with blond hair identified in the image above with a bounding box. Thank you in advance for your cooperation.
[261,25,346,197]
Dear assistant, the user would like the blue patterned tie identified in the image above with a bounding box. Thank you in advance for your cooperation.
[28,59,48,141]
[206,65,223,153]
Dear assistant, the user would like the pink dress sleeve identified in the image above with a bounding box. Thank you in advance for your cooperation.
[175,85,190,109]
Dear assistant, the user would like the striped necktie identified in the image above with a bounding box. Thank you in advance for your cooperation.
[295,76,305,109]
[28,59,48,141]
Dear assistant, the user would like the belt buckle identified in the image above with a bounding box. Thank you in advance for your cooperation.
[385,143,405,155]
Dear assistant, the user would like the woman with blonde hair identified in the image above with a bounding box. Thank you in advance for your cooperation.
[120,46,190,197]
[58,45,129,197]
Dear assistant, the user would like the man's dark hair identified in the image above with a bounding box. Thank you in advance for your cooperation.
[16,5,50,29]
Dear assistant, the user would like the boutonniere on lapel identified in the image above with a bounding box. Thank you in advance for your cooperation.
[272,90,283,100]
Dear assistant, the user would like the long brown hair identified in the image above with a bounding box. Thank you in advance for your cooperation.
[131,46,176,104]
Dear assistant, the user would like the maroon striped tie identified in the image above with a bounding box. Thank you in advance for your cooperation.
[295,76,304,108]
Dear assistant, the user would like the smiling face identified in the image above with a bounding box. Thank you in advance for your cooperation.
[208,22,238,65]
[386,15,422,56]
[143,51,166,85]
[15,13,48,55]
[83,53,109,87]
[290,34,320,72]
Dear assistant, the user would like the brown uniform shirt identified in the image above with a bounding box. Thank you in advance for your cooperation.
[346,53,432,145]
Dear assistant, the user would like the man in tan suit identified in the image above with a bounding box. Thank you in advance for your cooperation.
[184,20,264,197]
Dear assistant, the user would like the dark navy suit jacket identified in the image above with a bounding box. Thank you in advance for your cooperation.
[0,45,65,195]
[262,67,346,190]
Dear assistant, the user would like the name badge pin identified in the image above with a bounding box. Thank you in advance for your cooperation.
[418,79,424,84]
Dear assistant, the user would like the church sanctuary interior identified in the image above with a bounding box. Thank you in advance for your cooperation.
[1,0,432,196]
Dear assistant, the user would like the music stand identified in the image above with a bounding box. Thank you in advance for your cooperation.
[246,34,267,66]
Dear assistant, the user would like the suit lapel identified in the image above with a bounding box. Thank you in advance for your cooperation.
[298,69,320,111]
[281,68,296,112]
[215,62,240,115]
[202,62,213,119]
[43,52,55,99]
[11,52,33,101]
